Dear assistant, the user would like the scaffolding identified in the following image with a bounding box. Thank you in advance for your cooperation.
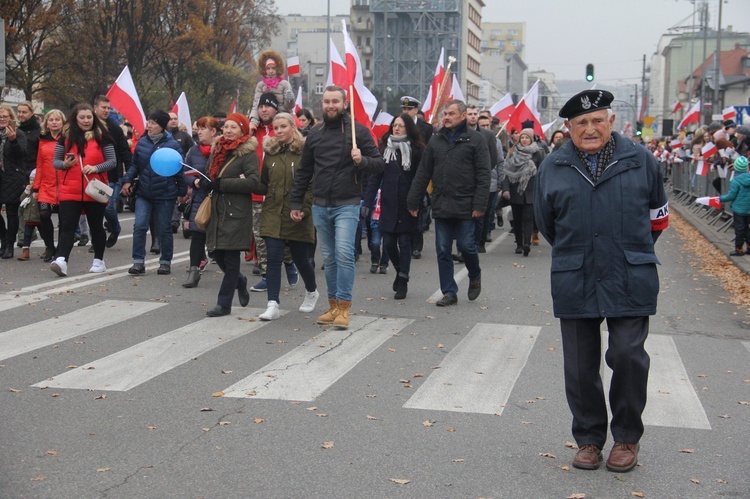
[369,0,462,107]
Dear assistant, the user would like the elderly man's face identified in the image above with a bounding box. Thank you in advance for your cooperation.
[565,109,615,155]
[442,104,466,130]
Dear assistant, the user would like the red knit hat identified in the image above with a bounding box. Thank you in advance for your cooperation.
[226,113,251,135]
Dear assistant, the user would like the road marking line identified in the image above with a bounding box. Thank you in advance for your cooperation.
[223,316,413,401]
[601,332,711,430]
[0,300,166,362]
[743,341,750,354]
[403,323,540,414]
[427,231,509,303]
[34,308,275,391]
[0,252,190,312]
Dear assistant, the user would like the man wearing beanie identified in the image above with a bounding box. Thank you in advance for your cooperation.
[535,89,668,473]
[719,156,750,256]
[121,109,187,275]
[290,85,385,328]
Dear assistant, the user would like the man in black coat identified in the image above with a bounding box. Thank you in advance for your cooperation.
[16,101,42,247]
[94,95,133,248]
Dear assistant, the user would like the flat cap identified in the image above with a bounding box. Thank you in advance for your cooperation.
[559,90,614,120]
[400,96,421,109]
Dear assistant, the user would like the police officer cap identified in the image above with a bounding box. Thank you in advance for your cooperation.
[400,96,421,109]
[559,90,614,120]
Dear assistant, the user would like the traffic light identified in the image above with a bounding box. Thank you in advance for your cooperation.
[585,63,594,82]
[636,121,643,136]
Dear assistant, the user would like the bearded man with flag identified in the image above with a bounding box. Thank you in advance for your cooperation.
[534,89,668,474]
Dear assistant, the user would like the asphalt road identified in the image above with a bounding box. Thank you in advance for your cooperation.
[0,208,748,498]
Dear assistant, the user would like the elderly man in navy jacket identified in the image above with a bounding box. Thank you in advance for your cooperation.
[534,90,668,473]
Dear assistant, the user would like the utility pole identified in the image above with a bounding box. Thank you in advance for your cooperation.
[383,1,389,113]
[700,1,709,124]
[641,54,647,118]
[713,0,723,113]
[326,0,331,86]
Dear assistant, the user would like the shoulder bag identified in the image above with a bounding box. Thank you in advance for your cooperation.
[194,157,236,230]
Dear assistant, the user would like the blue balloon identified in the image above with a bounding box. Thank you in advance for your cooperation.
[150,148,183,176]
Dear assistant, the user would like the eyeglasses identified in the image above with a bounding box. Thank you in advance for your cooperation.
[0,116,10,120]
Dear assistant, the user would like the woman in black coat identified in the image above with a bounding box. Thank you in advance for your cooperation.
[0,105,28,259]
[364,113,424,299]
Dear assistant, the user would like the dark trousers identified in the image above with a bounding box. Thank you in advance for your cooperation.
[510,203,534,248]
[383,232,412,278]
[57,201,106,260]
[0,203,20,248]
[189,231,206,267]
[264,237,317,303]
[213,249,246,309]
[560,317,650,448]
[732,213,750,250]
[476,191,498,246]
[38,204,56,251]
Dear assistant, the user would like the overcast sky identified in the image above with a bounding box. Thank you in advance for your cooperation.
[279,0,749,91]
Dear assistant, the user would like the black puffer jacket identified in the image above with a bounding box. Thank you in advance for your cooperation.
[19,117,41,173]
[290,114,384,209]
[0,129,28,204]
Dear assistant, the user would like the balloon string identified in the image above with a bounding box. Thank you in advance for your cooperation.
[182,163,211,181]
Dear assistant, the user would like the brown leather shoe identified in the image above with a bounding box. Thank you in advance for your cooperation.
[572,444,603,470]
[606,442,639,472]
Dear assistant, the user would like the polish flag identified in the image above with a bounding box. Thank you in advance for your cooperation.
[106,66,147,137]
[325,39,347,89]
[677,100,701,129]
[449,74,464,102]
[696,196,722,209]
[294,86,303,114]
[670,139,682,148]
[228,100,237,114]
[171,92,192,136]
[287,56,300,76]
[489,93,514,123]
[341,20,378,128]
[722,106,736,121]
[695,160,709,176]
[507,80,545,140]
[421,48,445,123]
[541,119,557,135]
[371,111,394,141]
[701,141,717,160]
[671,99,682,114]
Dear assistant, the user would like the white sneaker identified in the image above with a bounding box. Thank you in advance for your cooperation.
[89,258,106,273]
[299,289,320,313]
[50,257,68,277]
[259,300,280,321]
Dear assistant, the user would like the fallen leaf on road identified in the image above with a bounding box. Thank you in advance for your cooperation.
[690,478,700,484]
[97,468,111,472]
[447,427,456,431]
[218,421,230,426]
[366,415,378,420]
[564,442,578,449]
[94,394,106,400]
[718,414,730,419]
[389,478,410,485]
[221,370,233,374]
[316,413,328,417]
[716,478,728,484]
[437,343,444,349]
[566,494,585,499]
[413,373,424,378]
[680,449,694,453]
[8,388,21,393]
[321,441,334,449]
[307,406,317,411]
[252,418,264,424]
[560,465,570,471]
[539,452,556,459]
[200,407,215,412]
[201,428,210,432]
[387,348,396,352]
[422,420,434,427]
[46,450,58,455]
[631,493,644,498]
[66,365,78,369]
[658,390,670,394]
[366,394,377,398]
[147,425,157,430]
[212,391,224,397]
[521,420,532,425]
[30,476,45,481]
[739,401,749,405]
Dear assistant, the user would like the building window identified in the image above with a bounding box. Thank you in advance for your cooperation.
[509,29,519,35]
[490,50,501,57]
[491,29,501,36]
[315,67,325,76]
[315,83,324,94]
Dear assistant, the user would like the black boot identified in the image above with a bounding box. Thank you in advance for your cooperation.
[2,246,14,259]
[394,275,408,300]
[392,267,400,292]
[182,266,201,288]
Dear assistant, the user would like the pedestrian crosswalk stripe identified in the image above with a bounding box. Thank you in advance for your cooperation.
[223,316,413,401]
[403,323,541,414]
[33,308,277,391]
[0,252,190,313]
[601,333,711,430]
[0,300,166,362]
[426,232,509,303]
[743,341,750,354]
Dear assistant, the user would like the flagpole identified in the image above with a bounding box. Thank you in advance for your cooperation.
[349,84,358,149]
[430,56,456,126]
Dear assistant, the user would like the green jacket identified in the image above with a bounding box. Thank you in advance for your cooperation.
[720,172,750,216]
[19,190,40,224]
[258,135,314,243]
[205,139,261,252]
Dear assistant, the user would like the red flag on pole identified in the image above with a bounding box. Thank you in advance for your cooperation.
[171,92,192,136]
[421,48,445,123]
[671,99,682,114]
[106,66,147,138]
[701,141,717,160]
[449,74,464,102]
[228,100,237,114]
[326,40,348,89]
[677,100,701,129]
[489,93,514,123]
[341,19,378,129]
[507,80,544,139]
[722,106,736,121]
[287,56,300,76]
[371,111,394,141]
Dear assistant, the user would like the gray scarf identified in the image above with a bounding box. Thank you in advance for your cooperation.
[383,134,412,171]
[502,141,539,194]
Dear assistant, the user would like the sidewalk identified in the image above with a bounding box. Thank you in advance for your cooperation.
[669,188,750,277]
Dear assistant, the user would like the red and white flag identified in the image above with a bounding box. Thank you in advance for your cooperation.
[722,106,736,121]
[489,93,514,123]
[696,196,722,209]
[287,56,300,76]
[507,80,544,140]
[341,19,378,128]
[701,141,717,160]
[228,100,237,114]
[325,40,347,89]
[671,99,682,114]
[449,74,464,102]
[421,48,445,123]
[695,160,709,176]
[294,86,303,114]
[677,100,701,129]
[106,66,147,137]
[541,119,557,136]
[171,92,192,136]
[371,111,393,141]
[670,139,682,148]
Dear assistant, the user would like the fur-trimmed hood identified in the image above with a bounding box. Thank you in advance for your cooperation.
[257,49,286,76]
[263,134,305,156]
[212,136,258,157]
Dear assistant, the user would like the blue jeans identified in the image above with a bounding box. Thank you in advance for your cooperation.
[312,204,359,301]
[132,197,175,264]
[434,217,481,296]
[367,219,389,266]
[104,182,122,234]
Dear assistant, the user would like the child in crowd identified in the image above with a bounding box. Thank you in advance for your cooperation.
[249,49,295,134]
[17,169,40,261]
[720,156,750,256]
